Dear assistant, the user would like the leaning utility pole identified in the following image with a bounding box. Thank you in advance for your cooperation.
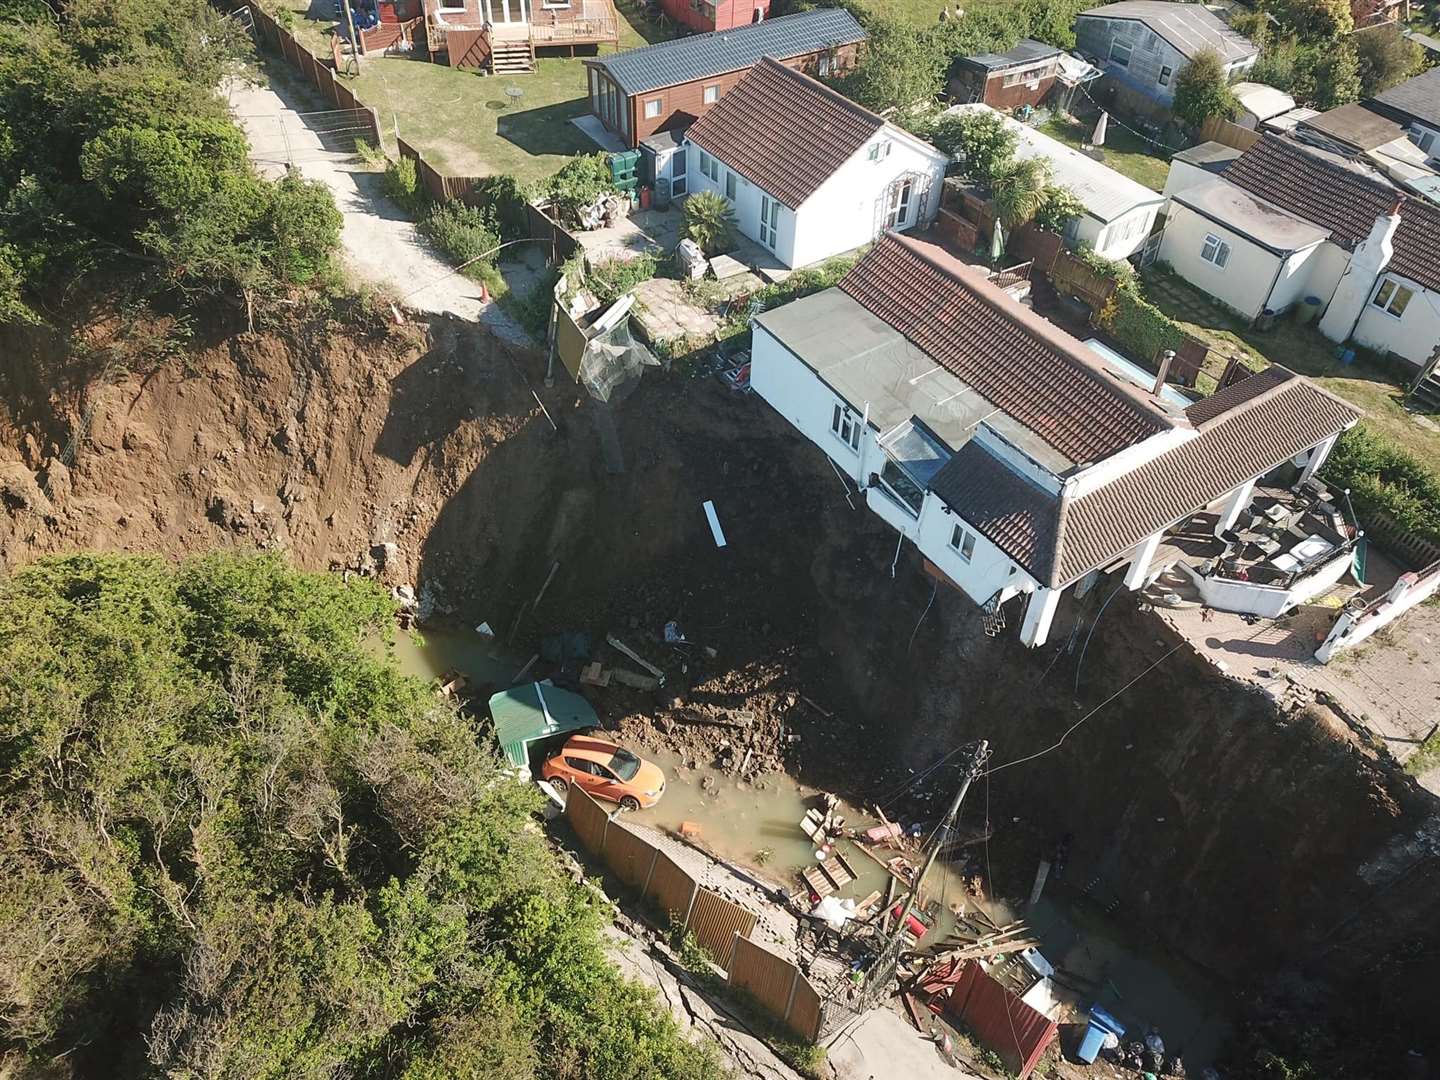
[861,739,990,1008]
[893,739,990,939]
[342,0,363,74]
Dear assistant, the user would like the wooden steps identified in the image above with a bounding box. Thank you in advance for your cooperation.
[491,38,535,73]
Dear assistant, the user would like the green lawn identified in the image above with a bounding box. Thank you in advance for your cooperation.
[1142,271,1440,466]
[264,0,670,182]
[1038,115,1172,193]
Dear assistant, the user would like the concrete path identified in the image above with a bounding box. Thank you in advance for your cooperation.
[827,1008,981,1079]
[225,72,536,347]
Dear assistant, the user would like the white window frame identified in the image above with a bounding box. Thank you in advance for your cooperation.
[1109,38,1132,67]
[1200,233,1230,268]
[542,0,571,8]
[644,98,662,120]
[817,53,832,77]
[1371,278,1413,318]
[950,523,977,563]
[831,403,862,452]
[1158,64,1173,87]
[440,0,466,9]
[725,169,737,201]
[703,84,719,105]
[868,139,892,162]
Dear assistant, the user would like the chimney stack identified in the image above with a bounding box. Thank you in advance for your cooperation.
[1153,349,1175,396]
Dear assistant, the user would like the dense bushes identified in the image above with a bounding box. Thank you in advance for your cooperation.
[1322,426,1440,547]
[420,202,504,291]
[0,0,342,324]
[0,552,725,1079]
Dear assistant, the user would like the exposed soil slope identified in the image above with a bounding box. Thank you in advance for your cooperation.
[2,305,1437,1066]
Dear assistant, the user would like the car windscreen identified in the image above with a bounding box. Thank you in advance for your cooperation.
[609,748,642,782]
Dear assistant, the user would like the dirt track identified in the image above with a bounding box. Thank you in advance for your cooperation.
[3,306,1439,1067]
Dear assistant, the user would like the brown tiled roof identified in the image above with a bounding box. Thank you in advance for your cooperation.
[684,57,884,208]
[1053,370,1361,586]
[1224,135,1440,291]
[1181,365,1290,426]
[838,233,1174,465]
[929,442,1062,582]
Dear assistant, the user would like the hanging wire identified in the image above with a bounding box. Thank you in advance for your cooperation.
[1073,83,1188,154]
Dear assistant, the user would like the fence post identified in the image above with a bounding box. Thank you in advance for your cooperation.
[782,966,801,1022]
[680,881,699,930]
[725,930,740,973]
[639,847,660,893]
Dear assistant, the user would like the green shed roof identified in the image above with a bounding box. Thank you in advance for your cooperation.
[488,681,599,774]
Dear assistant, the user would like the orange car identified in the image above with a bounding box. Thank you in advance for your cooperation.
[541,734,666,811]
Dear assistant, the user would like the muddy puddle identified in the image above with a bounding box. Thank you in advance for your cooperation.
[630,746,980,941]
[375,631,1234,1066]
[367,625,524,688]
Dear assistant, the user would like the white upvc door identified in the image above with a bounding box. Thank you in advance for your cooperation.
[883,178,914,230]
[759,195,779,250]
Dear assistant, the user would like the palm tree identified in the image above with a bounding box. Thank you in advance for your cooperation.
[989,157,1051,230]
[683,191,737,257]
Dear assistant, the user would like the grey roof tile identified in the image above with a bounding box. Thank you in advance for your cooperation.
[587,9,865,96]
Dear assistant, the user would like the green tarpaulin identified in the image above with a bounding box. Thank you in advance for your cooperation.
[488,681,599,775]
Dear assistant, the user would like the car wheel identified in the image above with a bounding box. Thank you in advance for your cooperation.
[619,795,641,812]
[549,776,568,795]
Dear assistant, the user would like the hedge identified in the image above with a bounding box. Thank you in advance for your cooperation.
[1321,426,1440,548]
[1103,286,1187,363]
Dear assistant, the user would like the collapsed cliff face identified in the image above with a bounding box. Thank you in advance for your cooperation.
[3,303,1437,1058]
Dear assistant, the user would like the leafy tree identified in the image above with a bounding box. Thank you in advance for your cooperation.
[1352,24,1422,96]
[1172,49,1240,128]
[1252,34,1304,93]
[1272,0,1355,40]
[832,18,946,117]
[1033,184,1086,234]
[683,190,737,257]
[0,553,727,1079]
[0,0,341,325]
[930,109,1017,188]
[1313,43,1363,108]
[990,157,1051,229]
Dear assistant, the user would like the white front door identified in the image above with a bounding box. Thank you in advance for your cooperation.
[883,178,913,231]
[759,195,779,249]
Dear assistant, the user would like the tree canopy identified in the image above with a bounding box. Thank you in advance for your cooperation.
[0,0,342,325]
[0,552,723,1080]
[1172,49,1240,129]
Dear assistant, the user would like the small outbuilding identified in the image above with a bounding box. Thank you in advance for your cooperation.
[945,104,1165,260]
[949,39,1063,110]
[489,681,600,775]
[1232,82,1296,129]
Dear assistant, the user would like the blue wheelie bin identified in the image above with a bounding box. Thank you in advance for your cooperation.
[1077,1004,1126,1064]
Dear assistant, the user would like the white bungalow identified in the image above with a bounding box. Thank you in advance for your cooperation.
[750,231,1361,647]
[682,57,948,269]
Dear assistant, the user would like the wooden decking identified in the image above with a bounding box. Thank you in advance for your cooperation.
[426,0,618,69]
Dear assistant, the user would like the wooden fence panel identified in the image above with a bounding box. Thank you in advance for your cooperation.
[1050,249,1117,312]
[1201,115,1260,152]
[728,936,798,1019]
[602,821,659,890]
[786,975,823,1043]
[686,889,757,971]
[314,60,341,109]
[564,786,610,854]
[1008,225,1064,275]
[646,851,697,924]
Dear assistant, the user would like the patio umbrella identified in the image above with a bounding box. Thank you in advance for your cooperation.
[1090,111,1109,147]
[990,219,1006,265]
